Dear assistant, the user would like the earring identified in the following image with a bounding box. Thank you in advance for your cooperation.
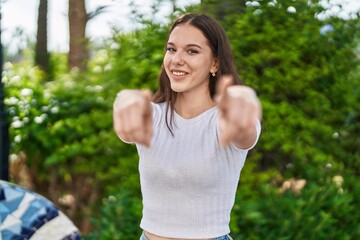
[212,72,216,77]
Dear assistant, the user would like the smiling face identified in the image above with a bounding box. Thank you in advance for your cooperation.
[163,24,218,97]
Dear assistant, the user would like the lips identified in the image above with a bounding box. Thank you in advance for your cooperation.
[170,69,188,78]
[172,71,186,76]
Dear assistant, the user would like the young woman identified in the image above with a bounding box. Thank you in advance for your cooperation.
[113,13,262,240]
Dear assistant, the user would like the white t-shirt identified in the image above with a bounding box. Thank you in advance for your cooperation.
[136,102,261,239]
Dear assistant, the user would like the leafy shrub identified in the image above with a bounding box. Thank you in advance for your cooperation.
[4,0,360,238]
[85,188,143,240]
[225,0,360,177]
[4,58,140,232]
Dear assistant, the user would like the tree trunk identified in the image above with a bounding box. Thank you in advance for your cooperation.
[68,0,87,71]
[0,26,9,180]
[35,0,49,73]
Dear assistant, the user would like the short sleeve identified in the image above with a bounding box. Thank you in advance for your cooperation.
[228,118,261,151]
[236,118,261,151]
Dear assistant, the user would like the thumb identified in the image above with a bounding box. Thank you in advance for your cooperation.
[215,75,234,103]
[141,89,153,102]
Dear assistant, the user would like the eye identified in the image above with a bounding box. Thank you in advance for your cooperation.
[166,47,176,53]
[187,49,199,55]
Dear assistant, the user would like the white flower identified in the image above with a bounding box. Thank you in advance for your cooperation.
[332,175,343,187]
[98,49,108,57]
[9,108,16,116]
[93,66,102,73]
[251,1,260,7]
[110,42,120,50]
[14,135,22,143]
[4,62,13,70]
[245,1,252,7]
[253,9,263,15]
[23,109,30,115]
[5,97,19,105]
[325,163,332,169]
[64,80,75,88]
[268,0,277,7]
[332,132,339,139]
[11,120,23,128]
[96,97,104,103]
[108,195,117,202]
[12,116,20,122]
[286,163,294,169]
[85,86,92,92]
[44,89,52,99]
[21,88,33,97]
[287,6,296,13]
[320,24,334,35]
[104,64,112,71]
[2,76,9,84]
[86,85,103,93]
[11,75,21,84]
[34,116,43,124]
[62,102,69,108]
[94,85,103,92]
[34,113,48,124]
[51,106,59,114]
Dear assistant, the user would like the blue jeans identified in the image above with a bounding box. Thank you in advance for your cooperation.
[140,232,233,240]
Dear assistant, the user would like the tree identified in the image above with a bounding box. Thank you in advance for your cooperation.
[201,0,246,20]
[68,0,87,71]
[0,11,9,180]
[67,1,108,72]
[35,0,49,73]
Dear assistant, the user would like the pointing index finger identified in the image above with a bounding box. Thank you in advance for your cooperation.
[215,75,234,103]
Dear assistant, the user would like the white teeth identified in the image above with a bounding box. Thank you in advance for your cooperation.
[172,71,186,76]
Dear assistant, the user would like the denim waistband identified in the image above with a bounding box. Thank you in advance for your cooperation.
[140,232,232,240]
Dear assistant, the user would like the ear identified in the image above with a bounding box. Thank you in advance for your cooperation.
[210,58,219,74]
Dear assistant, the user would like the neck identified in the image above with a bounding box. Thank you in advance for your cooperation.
[174,93,216,119]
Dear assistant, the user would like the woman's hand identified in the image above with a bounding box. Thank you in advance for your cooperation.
[113,89,153,147]
[216,76,262,148]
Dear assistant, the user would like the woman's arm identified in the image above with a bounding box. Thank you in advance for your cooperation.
[216,76,262,149]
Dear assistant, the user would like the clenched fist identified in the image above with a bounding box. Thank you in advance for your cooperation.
[113,89,153,147]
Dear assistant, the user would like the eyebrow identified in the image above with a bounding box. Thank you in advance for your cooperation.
[167,42,202,49]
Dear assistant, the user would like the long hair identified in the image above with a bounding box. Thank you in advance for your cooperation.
[153,13,242,134]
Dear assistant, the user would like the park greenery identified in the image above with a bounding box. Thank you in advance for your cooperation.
[3,0,360,239]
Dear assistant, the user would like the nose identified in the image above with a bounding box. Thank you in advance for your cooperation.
[172,51,185,66]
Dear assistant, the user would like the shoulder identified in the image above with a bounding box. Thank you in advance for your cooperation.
[150,102,167,126]
[150,102,166,114]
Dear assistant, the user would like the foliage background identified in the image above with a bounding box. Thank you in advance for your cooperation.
[3,0,360,239]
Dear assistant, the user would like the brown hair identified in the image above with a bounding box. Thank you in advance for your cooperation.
[153,13,242,134]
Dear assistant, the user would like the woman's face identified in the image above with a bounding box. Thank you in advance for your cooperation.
[163,24,218,96]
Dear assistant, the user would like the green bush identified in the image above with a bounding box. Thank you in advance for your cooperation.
[4,0,360,238]
[225,0,360,177]
[230,160,360,239]
[85,188,143,240]
[4,58,140,231]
